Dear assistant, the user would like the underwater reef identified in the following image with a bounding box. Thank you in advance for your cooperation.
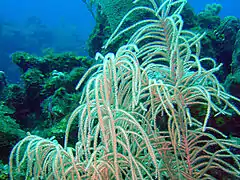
[0,51,95,178]
[1,0,240,179]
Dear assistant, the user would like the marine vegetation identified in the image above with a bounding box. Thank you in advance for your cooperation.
[9,0,240,179]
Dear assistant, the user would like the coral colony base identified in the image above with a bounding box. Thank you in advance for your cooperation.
[9,0,240,179]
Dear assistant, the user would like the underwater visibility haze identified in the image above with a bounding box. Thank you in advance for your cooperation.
[0,0,240,179]
[0,0,95,82]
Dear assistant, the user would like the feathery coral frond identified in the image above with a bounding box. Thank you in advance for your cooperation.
[9,0,240,179]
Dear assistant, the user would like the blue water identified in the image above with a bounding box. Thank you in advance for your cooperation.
[0,0,239,83]
[0,0,95,83]
[188,0,240,18]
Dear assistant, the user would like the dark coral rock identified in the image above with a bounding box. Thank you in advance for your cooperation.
[11,52,38,72]
[0,102,25,163]
[9,51,93,133]
[197,3,222,30]
[12,51,93,74]
[87,11,111,57]
[181,3,198,29]
[5,84,26,110]
[214,16,240,78]
[224,30,240,110]
[0,71,7,93]
[231,29,240,73]
[215,16,240,55]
